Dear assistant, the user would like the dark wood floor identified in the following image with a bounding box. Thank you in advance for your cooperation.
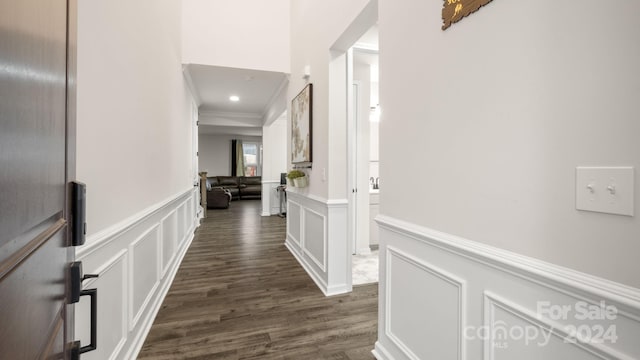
[138,200,378,360]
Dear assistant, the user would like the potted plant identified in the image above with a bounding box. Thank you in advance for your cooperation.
[287,170,307,188]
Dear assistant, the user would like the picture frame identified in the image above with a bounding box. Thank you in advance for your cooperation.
[291,83,313,164]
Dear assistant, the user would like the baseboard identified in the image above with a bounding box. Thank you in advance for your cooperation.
[124,229,194,359]
[357,246,372,255]
[285,239,349,297]
[285,240,330,296]
[285,191,350,296]
[372,342,394,360]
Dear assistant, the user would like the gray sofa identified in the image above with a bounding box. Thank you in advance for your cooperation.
[206,176,261,202]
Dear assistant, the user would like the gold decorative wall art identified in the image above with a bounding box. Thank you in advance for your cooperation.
[442,0,494,30]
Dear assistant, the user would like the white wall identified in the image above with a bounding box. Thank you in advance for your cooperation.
[379,0,640,289]
[289,0,372,200]
[286,0,375,296]
[262,116,287,182]
[76,0,198,359]
[182,0,290,73]
[198,134,262,176]
[262,115,288,215]
[77,0,194,238]
[373,0,640,359]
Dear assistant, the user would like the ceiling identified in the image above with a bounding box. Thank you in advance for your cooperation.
[354,25,379,83]
[187,25,376,138]
[185,64,288,136]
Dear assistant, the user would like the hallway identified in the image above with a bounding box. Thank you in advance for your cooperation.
[138,200,378,360]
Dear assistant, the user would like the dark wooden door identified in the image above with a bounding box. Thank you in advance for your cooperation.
[0,0,75,358]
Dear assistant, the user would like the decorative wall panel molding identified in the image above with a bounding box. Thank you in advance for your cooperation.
[128,225,160,330]
[385,246,466,360]
[78,250,128,360]
[160,209,178,277]
[285,191,349,296]
[75,188,199,360]
[302,207,327,272]
[374,215,640,360]
[483,292,629,360]
[287,202,302,247]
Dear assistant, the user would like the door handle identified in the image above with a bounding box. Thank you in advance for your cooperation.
[69,262,98,358]
[78,288,97,354]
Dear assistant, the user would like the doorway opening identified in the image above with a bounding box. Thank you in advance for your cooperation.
[327,0,378,291]
[349,26,380,286]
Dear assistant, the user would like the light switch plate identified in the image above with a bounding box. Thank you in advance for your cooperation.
[576,167,635,216]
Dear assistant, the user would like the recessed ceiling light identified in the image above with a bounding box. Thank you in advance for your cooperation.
[229,95,240,102]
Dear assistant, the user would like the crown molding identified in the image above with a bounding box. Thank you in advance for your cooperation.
[261,74,290,125]
[182,64,202,106]
[198,110,263,120]
[353,42,379,54]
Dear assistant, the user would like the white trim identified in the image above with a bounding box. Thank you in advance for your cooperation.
[326,198,349,207]
[286,188,348,207]
[285,241,349,297]
[182,64,202,107]
[81,250,128,360]
[285,241,329,295]
[286,201,302,248]
[128,225,160,330]
[285,191,349,296]
[177,198,193,246]
[385,246,466,360]
[376,215,640,312]
[124,230,194,360]
[261,75,290,125]
[483,291,631,360]
[373,341,395,360]
[77,188,195,258]
[353,43,379,53]
[301,207,327,272]
[159,209,178,278]
[76,189,199,360]
[199,110,263,120]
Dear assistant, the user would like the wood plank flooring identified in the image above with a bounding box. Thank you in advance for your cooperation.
[138,200,378,360]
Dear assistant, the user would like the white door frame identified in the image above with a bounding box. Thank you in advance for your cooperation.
[348,71,359,257]
[327,0,378,291]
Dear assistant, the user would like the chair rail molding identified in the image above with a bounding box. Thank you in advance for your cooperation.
[374,215,640,360]
[285,191,349,296]
[75,188,199,360]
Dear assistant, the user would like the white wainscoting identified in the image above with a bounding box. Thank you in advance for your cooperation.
[373,215,640,360]
[75,188,199,360]
[261,180,283,216]
[285,190,349,296]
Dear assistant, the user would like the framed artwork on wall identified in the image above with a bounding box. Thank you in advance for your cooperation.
[291,83,313,164]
